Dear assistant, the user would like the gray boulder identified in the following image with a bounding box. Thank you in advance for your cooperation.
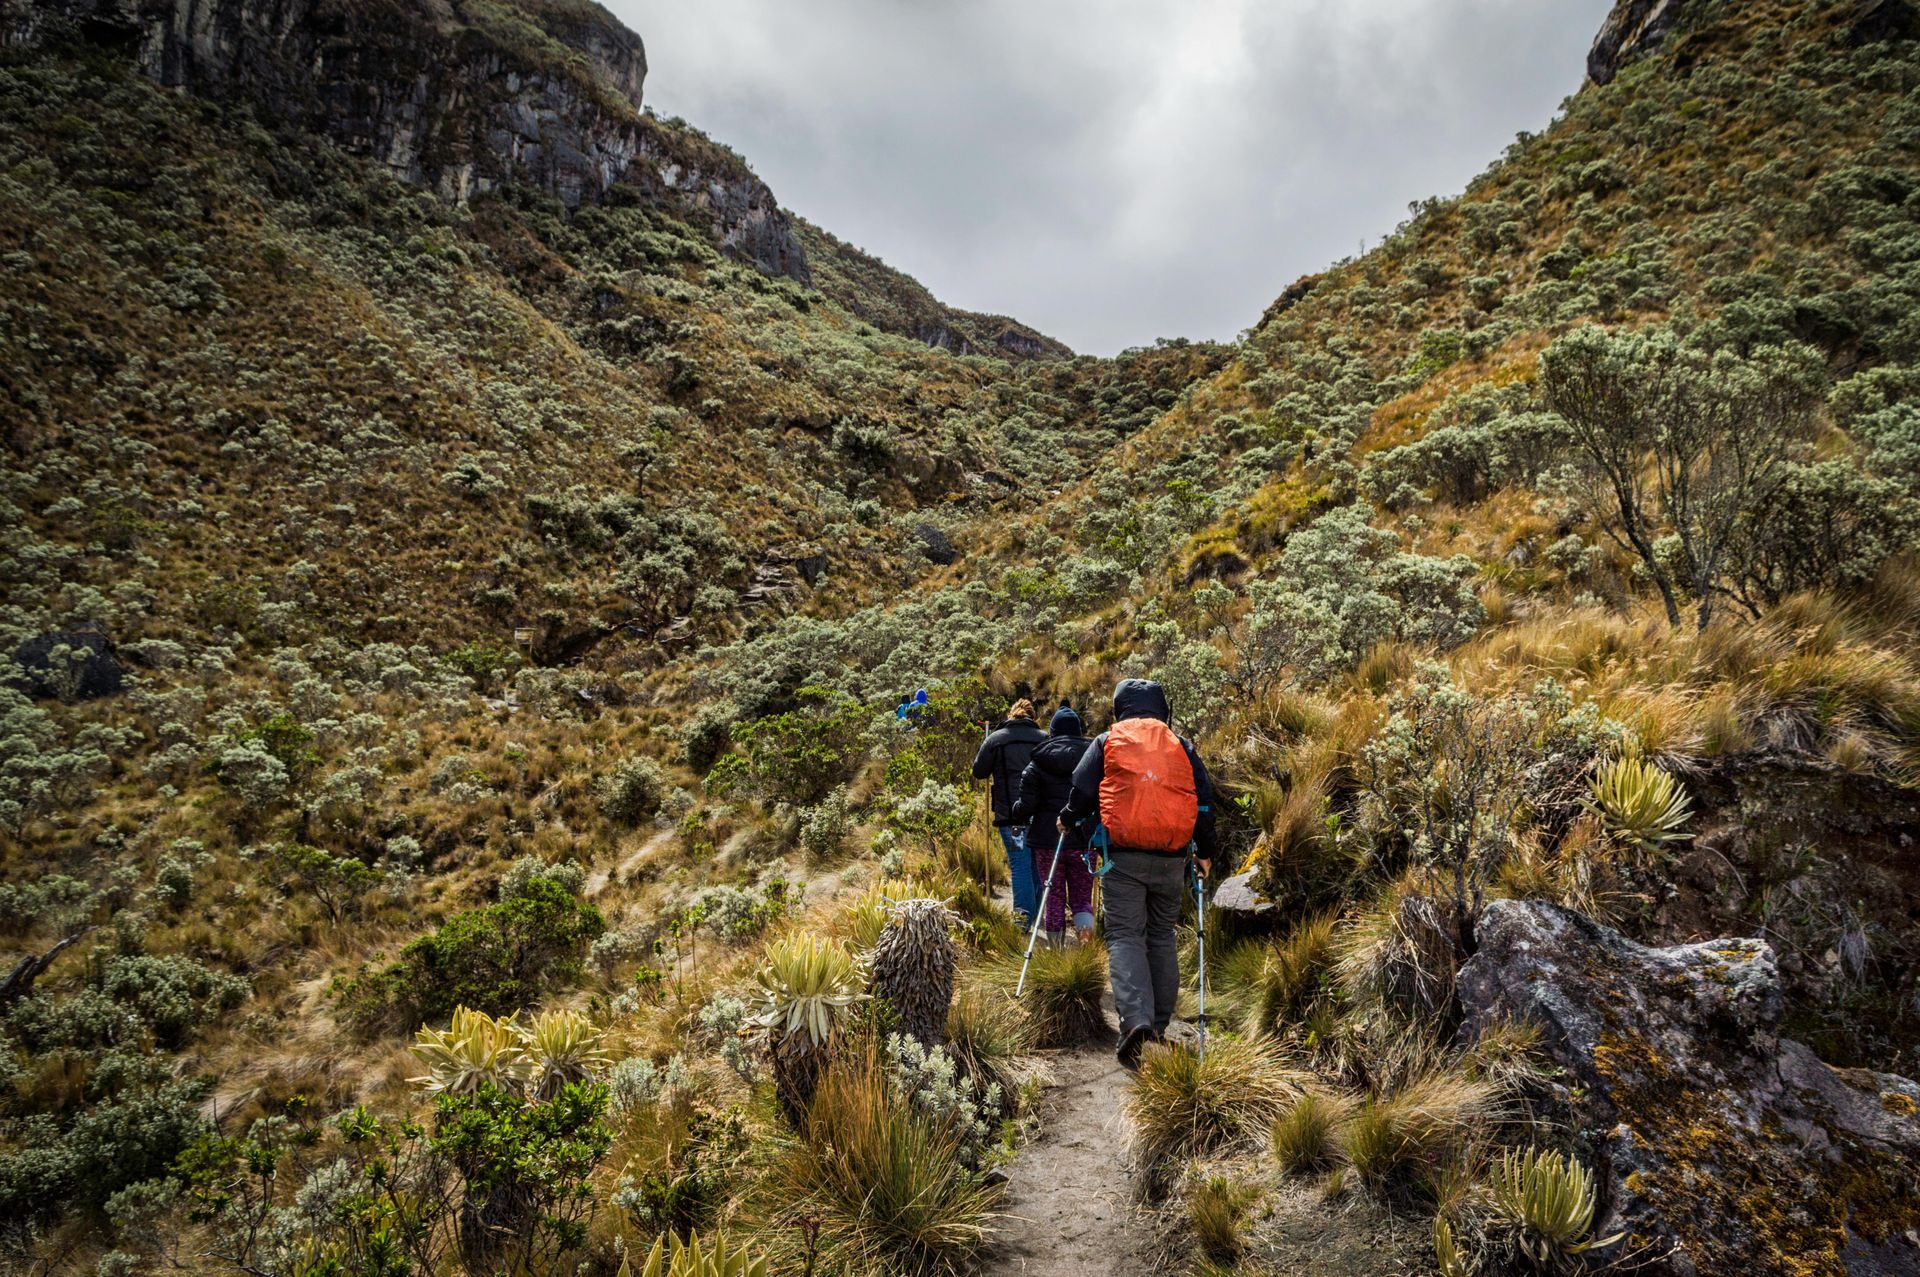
[1458,899,1920,1276]
[912,523,957,566]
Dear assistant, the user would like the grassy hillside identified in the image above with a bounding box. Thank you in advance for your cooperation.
[2,0,1918,1274]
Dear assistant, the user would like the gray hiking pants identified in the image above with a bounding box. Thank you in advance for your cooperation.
[1104,850,1187,1035]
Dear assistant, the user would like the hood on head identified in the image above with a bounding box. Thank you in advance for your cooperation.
[1112,678,1170,723]
[913,688,929,705]
[1049,705,1083,736]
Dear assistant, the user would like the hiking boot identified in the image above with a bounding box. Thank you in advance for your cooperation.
[1117,1023,1153,1071]
[1044,929,1066,949]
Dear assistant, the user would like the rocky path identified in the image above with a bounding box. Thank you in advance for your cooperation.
[985,1016,1156,1276]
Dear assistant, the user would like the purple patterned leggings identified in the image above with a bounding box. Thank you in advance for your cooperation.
[1033,841,1096,933]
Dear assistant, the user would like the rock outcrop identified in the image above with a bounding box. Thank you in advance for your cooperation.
[1588,0,1691,85]
[1458,899,1920,1277]
[3,0,809,279]
[13,630,123,700]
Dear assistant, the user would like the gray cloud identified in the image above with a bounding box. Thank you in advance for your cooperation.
[614,0,1614,355]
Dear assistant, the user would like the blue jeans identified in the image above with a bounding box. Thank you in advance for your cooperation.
[999,826,1036,925]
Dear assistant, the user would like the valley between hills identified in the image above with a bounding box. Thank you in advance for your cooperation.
[3,0,1920,1274]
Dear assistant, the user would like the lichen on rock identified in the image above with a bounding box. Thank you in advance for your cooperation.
[1458,899,1920,1276]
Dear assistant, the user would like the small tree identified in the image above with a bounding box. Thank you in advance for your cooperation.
[267,843,382,923]
[1539,324,1824,629]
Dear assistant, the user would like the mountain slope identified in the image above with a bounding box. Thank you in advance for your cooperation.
[2,1,1920,1275]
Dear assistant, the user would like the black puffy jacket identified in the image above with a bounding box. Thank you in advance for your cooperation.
[971,717,1047,826]
[1012,732,1092,851]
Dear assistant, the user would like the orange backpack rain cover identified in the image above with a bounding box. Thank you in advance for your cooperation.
[1099,717,1199,852]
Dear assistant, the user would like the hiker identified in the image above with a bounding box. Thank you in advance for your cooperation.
[1011,703,1096,947]
[1060,677,1218,1070]
[971,698,1047,925]
[895,687,931,727]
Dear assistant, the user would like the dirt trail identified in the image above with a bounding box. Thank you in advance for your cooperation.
[986,1018,1155,1276]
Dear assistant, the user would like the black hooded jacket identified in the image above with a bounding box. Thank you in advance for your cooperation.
[971,716,1047,826]
[1061,679,1218,859]
[1011,709,1090,851]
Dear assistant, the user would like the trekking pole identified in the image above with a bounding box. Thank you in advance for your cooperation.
[1015,830,1068,996]
[1191,855,1209,1060]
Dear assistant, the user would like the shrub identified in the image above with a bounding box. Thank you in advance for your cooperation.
[889,779,973,861]
[680,701,736,773]
[601,755,670,824]
[264,842,381,922]
[797,789,852,859]
[1127,1037,1302,1167]
[430,1081,612,1268]
[693,880,796,941]
[708,689,869,807]
[886,1033,1001,1165]
[377,878,605,1023]
[1241,506,1483,687]
[1540,322,1826,629]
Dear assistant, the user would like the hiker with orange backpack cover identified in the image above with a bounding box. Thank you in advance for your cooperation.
[1059,678,1219,1070]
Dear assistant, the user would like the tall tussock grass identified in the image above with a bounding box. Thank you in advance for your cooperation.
[983,941,1108,1047]
[766,1043,998,1276]
[1338,1068,1499,1199]
[944,982,1030,1098]
[1232,912,1339,1038]
[1127,1036,1305,1168]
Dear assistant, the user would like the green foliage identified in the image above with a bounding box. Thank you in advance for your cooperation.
[1242,506,1484,688]
[1540,322,1827,628]
[1588,754,1691,850]
[1488,1145,1621,1264]
[707,688,868,806]
[430,1081,612,1264]
[266,842,382,923]
[364,878,604,1025]
[600,754,670,824]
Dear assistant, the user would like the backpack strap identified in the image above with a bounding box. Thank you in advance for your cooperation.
[1083,824,1113,878]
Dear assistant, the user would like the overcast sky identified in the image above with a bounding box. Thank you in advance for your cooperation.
[612,1,1614,356]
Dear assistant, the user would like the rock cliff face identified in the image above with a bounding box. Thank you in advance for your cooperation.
[1459,900,1920,1277]
[2,0,810,279]
[1588,0,1691,85]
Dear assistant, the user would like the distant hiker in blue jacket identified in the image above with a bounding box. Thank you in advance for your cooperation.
[1011,704,1095,947]
[971,698,1046,925]
[895,687,931,727]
